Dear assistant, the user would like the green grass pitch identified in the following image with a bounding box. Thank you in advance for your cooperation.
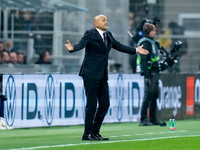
[0,119,199,150]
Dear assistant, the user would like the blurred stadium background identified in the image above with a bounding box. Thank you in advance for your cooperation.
[0,0,200,149]
[0,0,199,124]
[0,0,199,73]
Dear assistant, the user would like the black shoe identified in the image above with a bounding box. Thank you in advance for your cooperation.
[0,95,7,101]
[139,120,153,126]
[82,134,99,141]
[95,133,109,140]
[150,120,167,126]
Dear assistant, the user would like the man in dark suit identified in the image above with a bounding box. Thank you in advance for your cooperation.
[65,14,149,141]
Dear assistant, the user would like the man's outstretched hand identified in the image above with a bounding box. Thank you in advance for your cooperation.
[65,40,74,51]
[137,45,149,55]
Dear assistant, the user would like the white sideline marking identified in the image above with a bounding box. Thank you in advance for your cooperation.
[178,130,187,132]
[10,134,200,150]
[146,132,155,134]
[110,136,118,138]
[135,134,143,135]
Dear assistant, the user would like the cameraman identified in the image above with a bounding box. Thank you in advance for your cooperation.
[137,23,166,126]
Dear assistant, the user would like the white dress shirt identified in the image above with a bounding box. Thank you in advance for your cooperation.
[96,28,106,42]
[96,28,138,52]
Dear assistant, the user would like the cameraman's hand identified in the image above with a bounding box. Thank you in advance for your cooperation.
[145,78,152,86]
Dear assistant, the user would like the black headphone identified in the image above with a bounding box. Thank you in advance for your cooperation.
[144,22,150,35]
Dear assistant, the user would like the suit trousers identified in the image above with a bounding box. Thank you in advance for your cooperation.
[0,98,3,117]
[83,78,110,135]
[140,72,159,122]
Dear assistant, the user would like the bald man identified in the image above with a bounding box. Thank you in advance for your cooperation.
[65,15,148,141]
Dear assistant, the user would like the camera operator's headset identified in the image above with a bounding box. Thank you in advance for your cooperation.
[144,22,150,35]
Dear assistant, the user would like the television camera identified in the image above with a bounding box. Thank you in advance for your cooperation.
[158,40,182,72]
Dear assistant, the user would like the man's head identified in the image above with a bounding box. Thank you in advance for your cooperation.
[94,15,109,31]
[17,52,25,64]
[23,11,32,21]
[143,23,156,38]
[1,51,10,63]
[4,39,13,51]
[40,50,51,62]
[9,52,17,64]
[0,42,4,52]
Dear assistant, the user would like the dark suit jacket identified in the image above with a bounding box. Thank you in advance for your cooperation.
[71,28,137,80]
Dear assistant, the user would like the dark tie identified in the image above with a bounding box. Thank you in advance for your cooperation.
[103,32,108,48]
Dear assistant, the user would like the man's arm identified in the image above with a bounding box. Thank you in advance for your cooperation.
[111,34,148,55]
[65,30,91,53]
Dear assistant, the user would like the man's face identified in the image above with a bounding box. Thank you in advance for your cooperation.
[17,54,24,64]
[149,26,156,38]
[2,52,9,63]
[43,51,50,62]
[10,52,17,64]
[94,15,109,31]
[0,43,4,51]
[5,41,13,50]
